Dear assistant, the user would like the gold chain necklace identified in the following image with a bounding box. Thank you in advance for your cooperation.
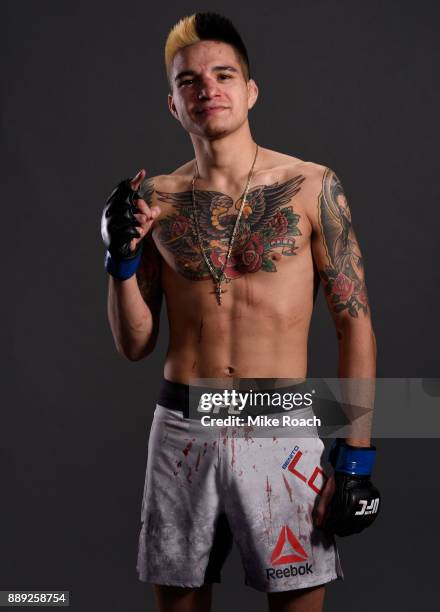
[191,143,259,305]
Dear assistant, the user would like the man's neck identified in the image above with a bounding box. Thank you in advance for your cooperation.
[190,122,258,189]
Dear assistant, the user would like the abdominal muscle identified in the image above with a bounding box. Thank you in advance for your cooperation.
[161,264,314,383]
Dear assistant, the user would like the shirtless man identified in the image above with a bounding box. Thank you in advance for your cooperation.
[101,12,380,612]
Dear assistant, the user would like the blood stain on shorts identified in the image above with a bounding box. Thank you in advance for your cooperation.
[173,459,183,476]
[266,476,273,522]
[282,474,293,502]
[261,510,273,542]
[182,442,192,456]
[243,425,254,441]
[305,503,314,524]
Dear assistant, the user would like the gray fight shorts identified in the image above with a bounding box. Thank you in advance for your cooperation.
[136,379,344,593]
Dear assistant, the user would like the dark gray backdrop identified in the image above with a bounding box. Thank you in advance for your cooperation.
[2,0,439,610]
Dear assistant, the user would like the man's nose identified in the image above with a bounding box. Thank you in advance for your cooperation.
[197,76,219,98]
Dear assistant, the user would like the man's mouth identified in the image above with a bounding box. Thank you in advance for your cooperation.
[196,106,227,116]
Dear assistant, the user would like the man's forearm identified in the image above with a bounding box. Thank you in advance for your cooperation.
[107,275,155,360]
[337,321,377,447]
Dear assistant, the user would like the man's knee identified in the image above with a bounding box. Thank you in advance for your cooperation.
[152,583,212,612]
[267,584,326,612]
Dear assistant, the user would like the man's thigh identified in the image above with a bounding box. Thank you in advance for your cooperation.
[267,584,326,612]
[153,584,213,612]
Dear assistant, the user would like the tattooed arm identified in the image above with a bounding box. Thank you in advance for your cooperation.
[307,166,377,446]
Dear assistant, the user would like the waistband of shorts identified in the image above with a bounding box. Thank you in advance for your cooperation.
[157,377,312,418]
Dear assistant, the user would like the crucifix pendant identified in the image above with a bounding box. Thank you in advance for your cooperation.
[212,282,226,305]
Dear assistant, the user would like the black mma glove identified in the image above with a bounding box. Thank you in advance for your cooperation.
[101,178,143,280]
[324,440,381,537]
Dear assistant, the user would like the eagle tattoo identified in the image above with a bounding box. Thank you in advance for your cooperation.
[154,175,305,282]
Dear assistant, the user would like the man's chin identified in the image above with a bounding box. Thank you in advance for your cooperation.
[193,119,237,139]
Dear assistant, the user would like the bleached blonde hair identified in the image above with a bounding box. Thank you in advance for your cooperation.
[164,12,251,89]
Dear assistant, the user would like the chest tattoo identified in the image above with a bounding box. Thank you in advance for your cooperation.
[154,175,305,281]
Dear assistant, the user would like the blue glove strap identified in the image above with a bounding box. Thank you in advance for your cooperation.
[104,250,142,280]
[329,440,376,476]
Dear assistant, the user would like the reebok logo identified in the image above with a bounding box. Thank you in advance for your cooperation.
[265,524,313,580]
[266,563,313,580]
[271,525,308,565]
[266,525,313,580]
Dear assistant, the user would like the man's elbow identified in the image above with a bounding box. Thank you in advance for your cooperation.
[119,346,155,362]
[336,315,377,345]
[117,338,157,362]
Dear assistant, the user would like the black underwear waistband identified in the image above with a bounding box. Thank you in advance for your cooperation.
[157,377,312,418]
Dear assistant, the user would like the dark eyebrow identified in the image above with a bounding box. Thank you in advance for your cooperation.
[174,65,239,82]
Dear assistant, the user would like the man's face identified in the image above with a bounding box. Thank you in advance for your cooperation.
[168,40,258,140]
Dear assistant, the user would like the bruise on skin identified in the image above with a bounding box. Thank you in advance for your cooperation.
[282,474,293,502]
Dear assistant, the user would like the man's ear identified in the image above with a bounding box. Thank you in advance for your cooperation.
[168,93,179,120]
[247,79,259,110]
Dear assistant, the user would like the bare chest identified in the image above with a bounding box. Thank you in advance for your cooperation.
[150,174,312,285]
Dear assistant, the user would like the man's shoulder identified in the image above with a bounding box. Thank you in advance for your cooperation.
[151,161,195,189]
[265,152,328,209]
[266,152,333,228]
[138,165,192,198]
[268,151,327,184]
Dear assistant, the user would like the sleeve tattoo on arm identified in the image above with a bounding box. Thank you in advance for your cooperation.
[318,168,369,318]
